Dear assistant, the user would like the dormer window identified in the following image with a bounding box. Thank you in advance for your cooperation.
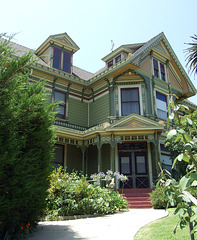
[108,60,113,68]
[53,46,71,73]
[153,59,166,81]
[115,55,121,63]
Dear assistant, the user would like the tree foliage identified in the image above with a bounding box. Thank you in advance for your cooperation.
[0,34,57,239]
[161,95,197,240]
[185,34,197,77]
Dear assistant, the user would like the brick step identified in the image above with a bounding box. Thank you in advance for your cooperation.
[118,188,153,209]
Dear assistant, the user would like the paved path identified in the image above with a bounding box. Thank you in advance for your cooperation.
[29,209,168,240]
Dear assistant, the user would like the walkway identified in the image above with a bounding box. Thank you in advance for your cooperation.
[29,209,168,240]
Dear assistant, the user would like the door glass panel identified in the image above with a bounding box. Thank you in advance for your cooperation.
[120,156,130,174]
[136,156,146,174]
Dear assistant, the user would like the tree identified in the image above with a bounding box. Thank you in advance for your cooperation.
[0,34,57,239]
[160,34,197,240]
[185,34,197,77]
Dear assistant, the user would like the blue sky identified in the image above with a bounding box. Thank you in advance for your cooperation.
[1,0,197,103]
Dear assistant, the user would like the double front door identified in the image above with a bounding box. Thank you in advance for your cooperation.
[119,151,149,188]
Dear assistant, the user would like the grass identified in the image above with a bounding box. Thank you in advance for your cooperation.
[134,208,196,240]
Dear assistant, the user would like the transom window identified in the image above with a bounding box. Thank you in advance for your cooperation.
[53,46,71,73]
[156,92,167,119]
[121,88,140,116]
[54,90,66,119]
[153,59,166,81]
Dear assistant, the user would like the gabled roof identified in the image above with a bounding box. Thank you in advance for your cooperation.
[35,32,80,55]
[105,113,164,132]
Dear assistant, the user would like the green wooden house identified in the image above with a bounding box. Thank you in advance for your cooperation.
[13,32,197,189]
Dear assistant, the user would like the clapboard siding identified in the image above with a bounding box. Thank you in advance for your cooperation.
[89,94,109,127]
[68,97,88,127]
[66,144,82,172]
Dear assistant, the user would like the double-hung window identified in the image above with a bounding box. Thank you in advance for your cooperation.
[121,88,140,116]
[53,47,71,73]
[153,59,166,81]
[54,90,66,119]
[115,55,121,63]
[156,92,167,119]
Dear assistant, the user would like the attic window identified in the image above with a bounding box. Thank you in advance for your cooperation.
[53,46,71,73]
[153,59,166,81]
[108,60,113,68]
[115,55,121,63]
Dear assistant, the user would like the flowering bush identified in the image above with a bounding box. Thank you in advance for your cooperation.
[45,168,128,219]
[90,170,128,189]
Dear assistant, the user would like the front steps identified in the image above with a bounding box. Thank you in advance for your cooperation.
[118,188,154,209]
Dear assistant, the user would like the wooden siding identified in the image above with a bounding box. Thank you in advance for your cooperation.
[140,55,152,75]
[68,97,88,127]
[87,145,98,176]
[89,94,109,127]
[101,144,110,172]
[66,144,82,172]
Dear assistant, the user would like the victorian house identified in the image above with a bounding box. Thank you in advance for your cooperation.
[12,32,197,189]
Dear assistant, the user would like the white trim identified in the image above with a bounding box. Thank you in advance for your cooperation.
[118,84,143,117]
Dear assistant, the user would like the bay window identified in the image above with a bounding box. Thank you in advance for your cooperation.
[121,88,140,116]
[156,92,167,119]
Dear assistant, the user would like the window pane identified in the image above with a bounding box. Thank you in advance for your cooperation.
[153,59,159,78]
[157,109,167,119]
[53,47,61,70]
[120,157,131,174]
[121,88,139,101]
[63,51,71,73]
[54,91,65,103]
[115,55,121,63]
[136,156,146,174]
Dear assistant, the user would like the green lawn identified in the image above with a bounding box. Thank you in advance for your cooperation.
[134,208,196,240]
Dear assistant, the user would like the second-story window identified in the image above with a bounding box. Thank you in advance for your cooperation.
[54,90,66,119]
[121,88,140,116]
[156,92,167,119]
[160,63,165,81]
[53,47,71,73]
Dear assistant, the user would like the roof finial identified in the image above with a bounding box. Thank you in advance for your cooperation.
[111,40,115,52]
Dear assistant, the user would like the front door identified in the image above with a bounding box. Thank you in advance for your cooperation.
[119,151,149,188]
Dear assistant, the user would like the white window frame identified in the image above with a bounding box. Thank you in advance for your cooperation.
[152,59,168,82]
[155,90,169,120]
[118,85,143,117]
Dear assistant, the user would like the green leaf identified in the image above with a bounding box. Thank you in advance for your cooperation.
[177,129,186,134]
[186,117,193,125]
[169,112,174,120]
[175,153,183,162]
[182,153,190,162]
[185,143,192,151]
[179,175,190,191]
[191,173,197,181]
[180,219,186,229]
[167,129,177,139]
[165,179,172,186]
[180,104,189,111]
[191,180,197,186]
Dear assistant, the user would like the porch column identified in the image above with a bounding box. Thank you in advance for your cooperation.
[97,145,102,172]
[80,146,86,174]
[147,142,153,188]
[154,131,161,176]
[110,133,116,171]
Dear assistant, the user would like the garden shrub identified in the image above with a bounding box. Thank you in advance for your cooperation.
[0,35,57,239]
[45,168,128,219]
[149,183,171,209]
